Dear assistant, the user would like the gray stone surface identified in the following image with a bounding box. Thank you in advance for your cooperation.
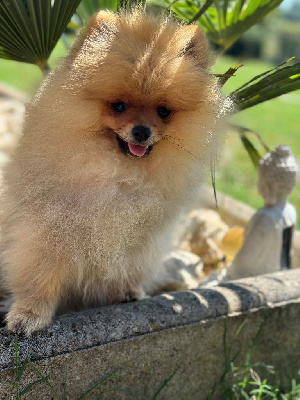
[0,269,299,399]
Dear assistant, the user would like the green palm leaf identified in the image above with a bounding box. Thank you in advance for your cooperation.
[231,125,270,168]
[166,0,284,50]
[216,63,243,87]
[239,134,262,168]
[231,58,300,111]
[0,0,82,72]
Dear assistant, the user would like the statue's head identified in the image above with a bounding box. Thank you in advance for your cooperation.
[258,145,298,206]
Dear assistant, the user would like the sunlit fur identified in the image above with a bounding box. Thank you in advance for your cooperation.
[1,10,227,335]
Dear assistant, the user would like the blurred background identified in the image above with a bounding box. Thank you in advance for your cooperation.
[214,0,300,224]
[0,0,299,226]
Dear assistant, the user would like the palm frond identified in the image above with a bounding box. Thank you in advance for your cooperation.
[166,0,284,50]
[239,134,263,168]
[216,63,243,87]
[231,59,300,111]
[231,125,271,153]
[231,124,270,168]
[0,0,82,71]
[188,0,214,24]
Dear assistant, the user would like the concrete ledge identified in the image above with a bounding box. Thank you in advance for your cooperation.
[0,269,299,399]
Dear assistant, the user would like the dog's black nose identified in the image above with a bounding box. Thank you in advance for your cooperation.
[132,125,152,143]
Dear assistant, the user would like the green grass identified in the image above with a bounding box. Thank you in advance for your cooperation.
[0,45,299,227]
[209,319,300,400]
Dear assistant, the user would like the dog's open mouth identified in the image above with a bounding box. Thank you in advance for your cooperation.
[116,135,153,158]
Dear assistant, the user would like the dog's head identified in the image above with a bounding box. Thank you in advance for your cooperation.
[29,10,226,193]
[63,11,221,163]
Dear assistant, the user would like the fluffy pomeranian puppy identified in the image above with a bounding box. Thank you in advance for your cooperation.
[1,10,226,335]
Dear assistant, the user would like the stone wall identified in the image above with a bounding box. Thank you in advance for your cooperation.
[0,269,299,399]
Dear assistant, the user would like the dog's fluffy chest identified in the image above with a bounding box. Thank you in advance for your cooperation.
[52,181,170,301]
[42,180,166,258]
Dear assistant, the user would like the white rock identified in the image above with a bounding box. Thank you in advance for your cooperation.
[174,208,228,266]
[148,250,204,294]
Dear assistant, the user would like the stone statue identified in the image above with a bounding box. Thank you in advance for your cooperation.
[225,145,298,280]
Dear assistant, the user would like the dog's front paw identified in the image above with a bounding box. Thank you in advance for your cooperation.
[124,287,149,302]
[6,308,52,336]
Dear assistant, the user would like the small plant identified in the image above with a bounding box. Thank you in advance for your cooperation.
[209,319,300,400]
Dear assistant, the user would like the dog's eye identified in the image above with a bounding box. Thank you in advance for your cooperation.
[111,102,127,113]
[157,106,171,119]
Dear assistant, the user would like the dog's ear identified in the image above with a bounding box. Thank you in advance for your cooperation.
[86,11,118,37]
[64,11,118,68]
[177,25,209,69]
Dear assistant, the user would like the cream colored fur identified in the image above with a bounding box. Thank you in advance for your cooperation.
[1,11,226,335]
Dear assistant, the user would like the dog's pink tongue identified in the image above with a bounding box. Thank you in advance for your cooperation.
[128,143,148,157]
